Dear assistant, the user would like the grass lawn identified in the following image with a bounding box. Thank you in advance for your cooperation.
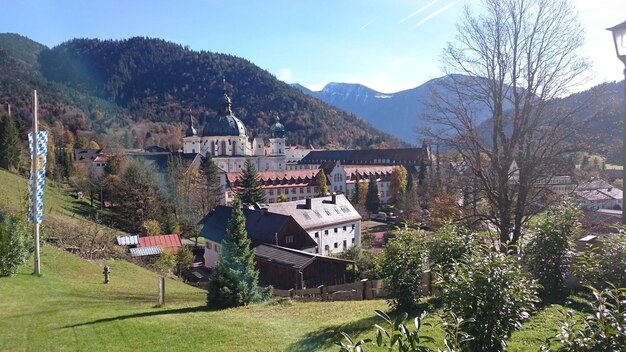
[0,246,579,351]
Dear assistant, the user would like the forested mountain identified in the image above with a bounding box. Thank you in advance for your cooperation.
[0,34,404,150]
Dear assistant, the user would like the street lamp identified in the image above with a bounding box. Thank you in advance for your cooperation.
[607,20,626,225]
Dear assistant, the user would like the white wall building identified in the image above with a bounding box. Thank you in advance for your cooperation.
[266,194,362,256]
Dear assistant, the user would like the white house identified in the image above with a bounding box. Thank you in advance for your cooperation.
[266,194,362,255]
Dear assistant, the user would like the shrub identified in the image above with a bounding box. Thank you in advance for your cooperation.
[436,246,539,351]
[523,200,580,299]
[337,245,379,280]
[377,229,427,312]
[573,234,626,289]
[428,222,475,278]
[0,212,32,276]
[543,285,626,351]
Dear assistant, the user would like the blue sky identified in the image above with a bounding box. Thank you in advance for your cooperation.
[2,0,625,93]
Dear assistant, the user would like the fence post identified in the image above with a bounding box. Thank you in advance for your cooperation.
[289,288,295,299]
[318,285,326,301]
[361,279,368,300]
[158,276,165,306]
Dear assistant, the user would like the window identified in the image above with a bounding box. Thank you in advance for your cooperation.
[314,232,319,238]
[352,224,355,229]
[343,226,347,231]
[285,235,294,244]
[324,229,328,235]
[352,238,355,244]
[304,212,312,220]
[269,189,274,195]
[277,189,281,195]
[343,240,347,248]
[300,188,304,194]
[334,242,338,249]
[206,242,212,250]
[307,187,311,193]
[291,188,296,194]
[324,209,332,216]
[324,245,330,254]
[215,245,221,253]
[334,228,338,233]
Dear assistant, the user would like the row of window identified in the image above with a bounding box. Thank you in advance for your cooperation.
[316,238,356,254]
[313,224,355,238]
[268,187,318,196]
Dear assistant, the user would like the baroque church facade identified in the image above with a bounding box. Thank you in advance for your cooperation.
[182,90,290,172]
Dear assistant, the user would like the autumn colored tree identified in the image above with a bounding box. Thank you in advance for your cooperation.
[388,166,408,203]
[317,170,328,197]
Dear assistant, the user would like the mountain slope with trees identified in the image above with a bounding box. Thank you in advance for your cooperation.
[0,33,404,150]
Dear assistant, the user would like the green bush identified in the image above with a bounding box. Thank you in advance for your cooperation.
[543,285,626,351]
[436,246,539,351]
[0,212,32,276]
[574,234,626,289]
[337,245,379,280]
[523,200,580,299]
[428,222,475,278]
[377,229,427,313]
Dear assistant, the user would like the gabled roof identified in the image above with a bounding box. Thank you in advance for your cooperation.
[138,234,182,251]
[254,243,354,270]
[198,206,317,248]
[266,194,361,230]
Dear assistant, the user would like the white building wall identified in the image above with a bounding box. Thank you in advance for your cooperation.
[308,221,361,256]
[203,240,222,268]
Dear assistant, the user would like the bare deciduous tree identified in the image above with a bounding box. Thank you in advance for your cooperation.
[425,0,590,248]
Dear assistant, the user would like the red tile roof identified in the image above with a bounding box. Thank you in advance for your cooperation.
[226,170,320,188]
[138,234,182,251]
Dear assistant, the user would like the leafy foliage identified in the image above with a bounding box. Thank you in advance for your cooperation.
[523,200,580,299]
[337,245,379,280]
[235,159,266,204]
[115,159,163,232]
[0,114,21,171]
[388,166,408,203]
[435,246,539,351]
[207,198,263,308]
[377,229,427,312]
[318,171,328,196]
[574,234,626,289]
[428,222,475,279]
[542,285,626,351]
[0,211,32,276]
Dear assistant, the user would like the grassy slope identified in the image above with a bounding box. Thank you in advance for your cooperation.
[0,246,571,351]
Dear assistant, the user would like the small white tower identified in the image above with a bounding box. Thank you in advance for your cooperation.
[269,115,285,156]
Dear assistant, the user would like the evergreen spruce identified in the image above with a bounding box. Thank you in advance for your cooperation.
[207,198,261,308]
[0,114,20,170]
[235,159,266,204]
[317,171,328,197]
[200,153,223,209]
[366,176,380,212]
[351,170,361,204]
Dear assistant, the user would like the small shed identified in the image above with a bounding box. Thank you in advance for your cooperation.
[254,243,354,290]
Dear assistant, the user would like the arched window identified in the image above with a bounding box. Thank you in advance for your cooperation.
[211,141,215,155]
[221,141,227,156]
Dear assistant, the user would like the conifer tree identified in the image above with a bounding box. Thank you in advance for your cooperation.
[0,114,20,170]
[317,170,328,197]
[235,159,266,204]
[351,170,361,204]
[200,153,223,209]
[207,198,261,308]
[366,176,380,212]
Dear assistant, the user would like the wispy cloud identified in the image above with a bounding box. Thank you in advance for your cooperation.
[415,0,462,28]
[359,20,374,31]
[400,0,439,23]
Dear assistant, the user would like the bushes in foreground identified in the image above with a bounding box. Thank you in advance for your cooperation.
[0,212,32,276]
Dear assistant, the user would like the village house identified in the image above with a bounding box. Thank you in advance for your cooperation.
[197,205,354,289]
[266,194,362,256]
[573,179,623,211]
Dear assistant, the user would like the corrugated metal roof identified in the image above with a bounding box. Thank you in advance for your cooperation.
[116,235,139,246]
[138,234,182,250]
[130,246,162,257]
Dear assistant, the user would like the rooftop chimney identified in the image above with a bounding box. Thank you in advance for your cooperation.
[305,197,312,209]
[331,193,337,204]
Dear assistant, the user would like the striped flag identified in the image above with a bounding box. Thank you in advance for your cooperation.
[28,130,48,224]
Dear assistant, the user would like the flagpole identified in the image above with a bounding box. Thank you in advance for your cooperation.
[32,90,41,275]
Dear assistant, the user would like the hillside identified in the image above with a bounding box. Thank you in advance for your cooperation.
[0,33,404,150]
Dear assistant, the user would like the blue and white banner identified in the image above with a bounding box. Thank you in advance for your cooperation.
[28,130,48,224]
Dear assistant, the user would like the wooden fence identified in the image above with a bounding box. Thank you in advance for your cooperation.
[273,271,432,302]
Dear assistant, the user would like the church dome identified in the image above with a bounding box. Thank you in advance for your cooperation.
[202,91,247,137]
[270,115,285,138]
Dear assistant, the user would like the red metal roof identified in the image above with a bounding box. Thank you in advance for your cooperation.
[138,234,182,251]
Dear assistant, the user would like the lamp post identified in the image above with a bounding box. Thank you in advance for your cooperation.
[608,20,626,225]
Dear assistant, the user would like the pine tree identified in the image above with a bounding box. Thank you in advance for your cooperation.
[236,159,266,204]
[366,176,380,212]
[351,170,361,204]
[207,198,261,308]
[0,114,20,170]
[200,153,223,209]
[317,170,328,196]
